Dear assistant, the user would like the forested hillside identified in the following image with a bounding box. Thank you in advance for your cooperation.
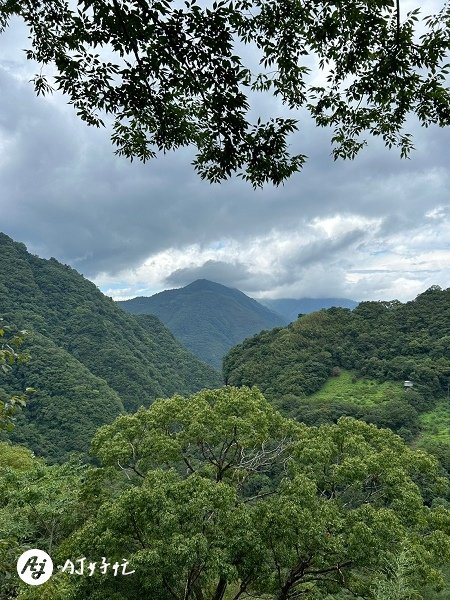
[224,287,450,464]
[0,233,221,461]
[225,287,450,398]
[1,246,449,598]
[118,279,287,369]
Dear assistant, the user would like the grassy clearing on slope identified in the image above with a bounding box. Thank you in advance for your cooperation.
[419,401,450,444]
[308,370,404,406]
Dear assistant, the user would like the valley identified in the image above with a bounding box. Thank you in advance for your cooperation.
[1,234,449,599]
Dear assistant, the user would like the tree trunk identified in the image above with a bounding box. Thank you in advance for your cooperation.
[276,575,296,600]
[193,584,205,600]
[212,576,227,600]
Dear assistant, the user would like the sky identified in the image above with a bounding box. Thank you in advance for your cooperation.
[1,4,450,303]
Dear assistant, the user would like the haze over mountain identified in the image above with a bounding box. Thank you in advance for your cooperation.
[0,233,221,461]
[258,297,358,322]
[118,279,287,369]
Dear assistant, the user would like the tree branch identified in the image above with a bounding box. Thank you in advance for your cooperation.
[130,512,146,549]
[163,577,182,600]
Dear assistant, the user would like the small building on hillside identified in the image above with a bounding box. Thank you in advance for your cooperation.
[404,380,414,390]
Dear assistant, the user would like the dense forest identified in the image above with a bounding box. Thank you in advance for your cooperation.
[0,233,221,461]
[224,287,450,399]
[118,279,287,369]
[1,386,449,600]
[2,0,450,593]
[224,286,450,471]
[1,234,450,598]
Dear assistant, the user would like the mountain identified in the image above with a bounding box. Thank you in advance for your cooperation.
[259,297,358,322]
[223,287,450,465]
[0,233,222,461]
[224,289,450,401]
[118,279,288,369]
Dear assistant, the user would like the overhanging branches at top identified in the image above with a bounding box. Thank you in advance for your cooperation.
[1,0,450,187]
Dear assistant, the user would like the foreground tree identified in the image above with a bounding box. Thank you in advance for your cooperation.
[1,1,450,186]
[0,446,88,600]
[56,387,450,600]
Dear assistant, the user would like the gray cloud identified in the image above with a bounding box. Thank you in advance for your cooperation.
[1,14,450,301]
[163,229,370,296]
[165,260,252,288]
[285,229,366,272]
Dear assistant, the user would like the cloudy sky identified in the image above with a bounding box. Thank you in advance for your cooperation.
[1,4,450,303]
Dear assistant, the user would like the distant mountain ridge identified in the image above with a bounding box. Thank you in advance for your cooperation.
[118,279,288,369]
[259,297,358,322]
[0,233,221,461]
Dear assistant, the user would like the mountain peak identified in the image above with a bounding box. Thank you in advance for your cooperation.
[184,279,225,290]
[118,281,287,369]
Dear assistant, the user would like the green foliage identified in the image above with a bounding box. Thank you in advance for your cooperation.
[0,443,87,599]
[371,549,424,600]
[224,291,450,475]
[421,566,450,600]
[91,385,297,485]
[57,388,450,600]
[280,375,450,484]
[2,1,450,185]
[417,402,450,473]
[2,331,125,462]
[0,233,221,461]
[224,289,450,409]
[119,279,287,370]
[0,388,449,599]
[224,309,351,397]
[419,402,450,445]
[0,323,33,432]
[308,370,404,407]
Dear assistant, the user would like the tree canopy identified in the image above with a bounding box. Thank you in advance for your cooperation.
[1,1,450,186]
[224,287,450,403]
[222,287,450,469]
[1,387,449,598]
[55,387,450,599]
